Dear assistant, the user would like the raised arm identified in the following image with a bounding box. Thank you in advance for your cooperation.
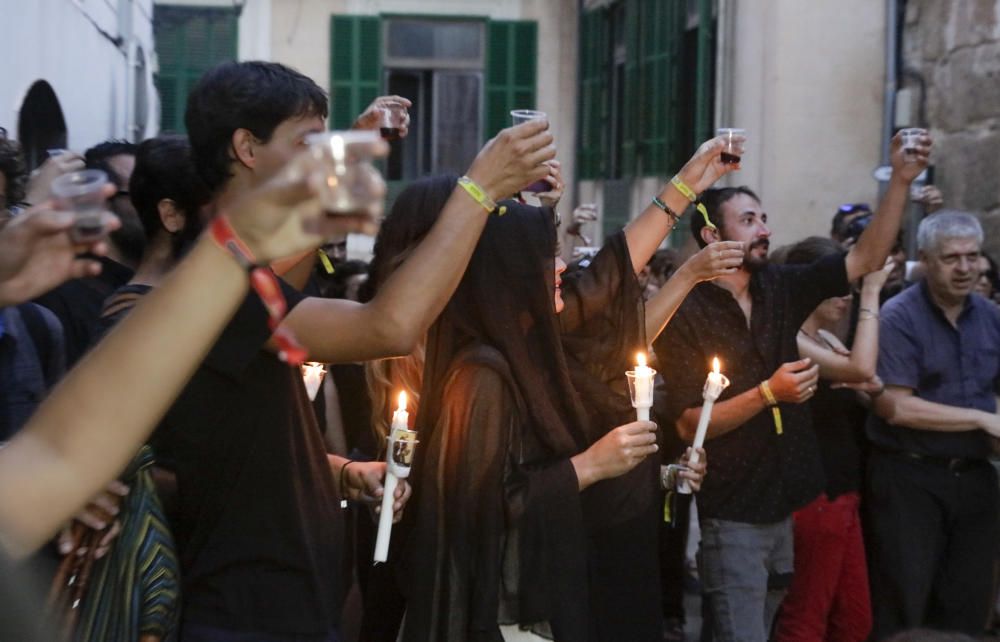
[645,241,744,341]
[283,121,556,363]
[0,158,347,557]
[624,136,740,274]
[798,260,893,382]
[845,131,931,281]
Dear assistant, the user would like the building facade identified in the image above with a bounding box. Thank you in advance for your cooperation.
[0,0,158,167]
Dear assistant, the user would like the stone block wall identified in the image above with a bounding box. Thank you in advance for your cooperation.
[902,0,1000,254]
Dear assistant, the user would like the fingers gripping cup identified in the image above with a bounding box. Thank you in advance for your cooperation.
[306,130,387,218]
[899,128,926,162]
[50,169,110,242]
[380,101,408,142]
[510,109,551,193]
[716,128,746,165]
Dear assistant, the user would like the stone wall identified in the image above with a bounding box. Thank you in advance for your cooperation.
[902,0,1000,254]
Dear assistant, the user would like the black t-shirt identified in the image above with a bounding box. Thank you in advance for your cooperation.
[653,253,850,524]
[104,280,343,635]
[34,256,133,367]
[810,381,866,498]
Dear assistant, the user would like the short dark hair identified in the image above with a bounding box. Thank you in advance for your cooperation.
[830,203,872,241]
[690,186,761,247]
[0,129,27,206]
[85,139,138,187]
[185,61,328,195]
[129,135,210,242]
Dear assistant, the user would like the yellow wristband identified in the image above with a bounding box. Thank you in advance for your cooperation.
[458,176,498,214]
[758,382,783,435]
[317,249,335,274]
[671,175,715,231]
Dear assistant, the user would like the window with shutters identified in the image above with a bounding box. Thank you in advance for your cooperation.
[153,5,238,133]
[331,15,536,188]
[578,0,716,243]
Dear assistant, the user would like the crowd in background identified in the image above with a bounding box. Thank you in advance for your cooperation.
[0,56,996,642]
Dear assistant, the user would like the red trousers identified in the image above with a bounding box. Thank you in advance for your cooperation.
[774,492,872,642]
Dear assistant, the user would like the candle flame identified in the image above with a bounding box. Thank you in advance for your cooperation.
[712,357,721,374]
[397,391,408,411]
[636,352,647,368]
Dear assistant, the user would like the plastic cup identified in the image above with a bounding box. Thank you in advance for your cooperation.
[306,130,387,217]
[379,101,408,142]
[716,128,746,165]
[510,109,546,126]
[899,128,926,161]
[50,169,109,242]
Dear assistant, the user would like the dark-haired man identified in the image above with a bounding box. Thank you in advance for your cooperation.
[652,134,930,642]
[130,60,553,642]
[34,140,142,366]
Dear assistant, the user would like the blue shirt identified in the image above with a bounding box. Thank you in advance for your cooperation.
[868,279,1000,459]
[0,304,65,440]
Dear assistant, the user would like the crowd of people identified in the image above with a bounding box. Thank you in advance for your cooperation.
[0,57,996,642]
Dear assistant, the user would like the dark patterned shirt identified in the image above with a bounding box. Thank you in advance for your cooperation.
[653,253,849,523]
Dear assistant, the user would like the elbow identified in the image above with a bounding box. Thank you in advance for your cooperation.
[369,309,423,358]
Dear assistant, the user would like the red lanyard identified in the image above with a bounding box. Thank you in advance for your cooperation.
[210,215,309,366]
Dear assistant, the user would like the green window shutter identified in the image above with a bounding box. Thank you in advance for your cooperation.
[636,0,683,177]
[620,0,640,177]
[329,15,382,130]
[576,9,609,180]
[485,20,538,141]
[153,6,237,133]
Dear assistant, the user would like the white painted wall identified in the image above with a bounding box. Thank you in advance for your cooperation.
[0,0,157,151]
[721,0,887,249]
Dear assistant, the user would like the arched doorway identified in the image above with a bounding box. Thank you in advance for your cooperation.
[17,80,68,170]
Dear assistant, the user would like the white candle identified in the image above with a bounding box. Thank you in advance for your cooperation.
[628,352,656,421]
[300,362,327,401]
[374,391,415,563]
[679,357,730,494]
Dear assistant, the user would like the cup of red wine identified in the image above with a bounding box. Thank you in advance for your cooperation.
[380,101,408,142]
[715,128,746,165]
[899,128,926,162]
[510,109,553,193]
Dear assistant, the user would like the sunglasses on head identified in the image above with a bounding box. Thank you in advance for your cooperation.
[838,203,871,215]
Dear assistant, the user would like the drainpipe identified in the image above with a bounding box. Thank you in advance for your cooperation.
[880,0,899,183]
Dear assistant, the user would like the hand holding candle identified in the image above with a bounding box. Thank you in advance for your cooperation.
[679,357,729,494]
[626,352,656,421]
[300,362,327,401]
[374,391,418,563]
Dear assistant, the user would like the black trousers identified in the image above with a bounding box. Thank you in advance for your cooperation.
[867,450,999,640]
[659,490,692,622]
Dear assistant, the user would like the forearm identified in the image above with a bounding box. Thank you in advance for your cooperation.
[676,387,767,442]
[645,266,697,341]
[877,391,989,432]
[623,182,689,274]
[0,237,248,557]
[848,284,881,377]
[848,177,908,279]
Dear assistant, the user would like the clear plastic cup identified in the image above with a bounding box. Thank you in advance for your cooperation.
[899,128,926,161]
[716,128,747,165]
[306,130,387,216]
[379,101,408,142]
[50,169,109,242]
[510,109,547,126]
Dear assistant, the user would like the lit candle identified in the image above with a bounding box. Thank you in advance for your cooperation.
[300,362,327,401]
[374,391,418,563]
[627,352,656,421]
[678,357,730,494]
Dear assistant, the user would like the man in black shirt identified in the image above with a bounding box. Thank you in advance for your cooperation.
[34,140,141,366]
[144,61,553,642]
[653,133,930,642]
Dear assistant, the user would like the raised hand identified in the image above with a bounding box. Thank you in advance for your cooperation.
[679,241,745,282]
[464,119,556,204]
[353,95,413,139]
[675,134,745,195]
[890,130,932,183]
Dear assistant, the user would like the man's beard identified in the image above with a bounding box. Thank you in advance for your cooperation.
[744,239,770,272]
